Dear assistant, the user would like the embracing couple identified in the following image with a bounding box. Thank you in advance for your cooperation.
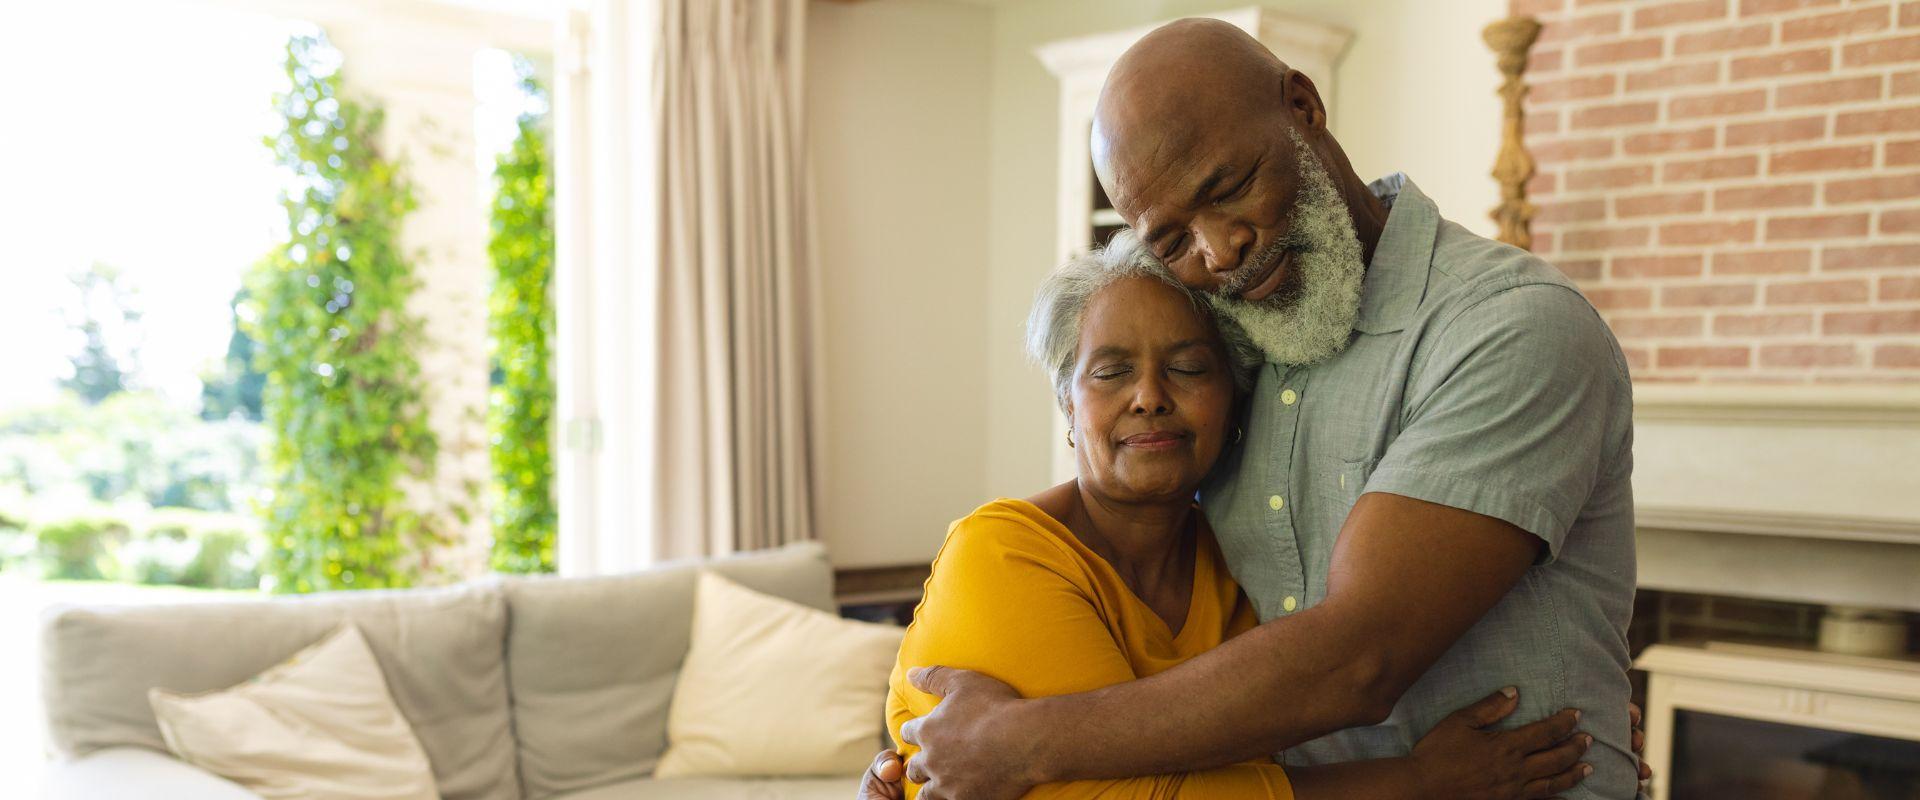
[861,19,1647,800]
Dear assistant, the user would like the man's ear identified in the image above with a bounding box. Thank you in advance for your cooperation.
[1282,69,1328,132]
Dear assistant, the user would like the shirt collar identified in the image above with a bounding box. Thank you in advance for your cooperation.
[1352,173,1437,335]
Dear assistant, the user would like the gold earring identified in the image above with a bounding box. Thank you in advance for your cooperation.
[1066,428,1075,448]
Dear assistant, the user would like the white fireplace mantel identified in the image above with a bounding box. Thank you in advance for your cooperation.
[1631,384,1920,613]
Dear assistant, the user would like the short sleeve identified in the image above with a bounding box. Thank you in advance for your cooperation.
[1363,284,1629,561]
[889,513,1140,711]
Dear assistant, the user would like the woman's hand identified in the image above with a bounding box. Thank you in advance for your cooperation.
[1631,701,1653,789]
[857,750,906,799]
[1409,688,1590,800]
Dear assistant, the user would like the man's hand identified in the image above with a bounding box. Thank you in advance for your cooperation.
[857,750,905,800]
[895,666,1036,800]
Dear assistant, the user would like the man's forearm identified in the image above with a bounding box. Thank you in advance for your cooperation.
[1023,597,1396,783]
[1007,495,1543,785]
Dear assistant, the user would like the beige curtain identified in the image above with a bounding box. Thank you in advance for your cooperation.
[649,0,820,560]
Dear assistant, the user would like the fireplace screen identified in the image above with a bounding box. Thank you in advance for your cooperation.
[1670,710,1920,799]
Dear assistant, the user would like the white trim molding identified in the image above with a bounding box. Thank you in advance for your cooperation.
[1637,505,1920,548]
[1635,383,1920,427]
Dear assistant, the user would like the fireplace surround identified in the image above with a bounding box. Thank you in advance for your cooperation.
[1628,384,1920,799]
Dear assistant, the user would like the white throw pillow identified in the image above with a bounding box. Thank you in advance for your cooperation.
[654,570,905,777]
[147,623,438,800]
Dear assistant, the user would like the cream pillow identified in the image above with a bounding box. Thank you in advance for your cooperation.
[148,623,438,800]
[655,570,905,777]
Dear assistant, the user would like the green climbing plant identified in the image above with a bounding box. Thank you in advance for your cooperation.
[243,32,447,593]
[487,60,557,574]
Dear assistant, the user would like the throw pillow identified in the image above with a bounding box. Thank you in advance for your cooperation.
[148,623,438,800]
[654,570,905,777]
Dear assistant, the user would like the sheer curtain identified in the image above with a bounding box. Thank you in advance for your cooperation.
[556,0,820,575]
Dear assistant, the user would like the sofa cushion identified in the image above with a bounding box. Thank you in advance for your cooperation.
[148,624,438,800]
[655,572,902,778]
[551,777,859,800]
[40,582,518,800]
[502,542,836,800]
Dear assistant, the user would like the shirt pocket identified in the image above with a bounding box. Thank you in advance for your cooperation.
[1338,455,1378,506]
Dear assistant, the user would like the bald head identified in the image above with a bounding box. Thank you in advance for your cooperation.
[1092,19,1295,199]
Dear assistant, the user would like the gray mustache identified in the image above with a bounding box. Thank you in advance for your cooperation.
[1218,237,1299,297]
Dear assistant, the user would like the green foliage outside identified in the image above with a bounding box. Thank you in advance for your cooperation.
[31,513,129,581]
[244,32,447,593]
[487,60,557,574]
[0,503,260,589]
[61,263,140,405]
[200,288,266,422]
[0,392,264,513]
[1,254,265,591]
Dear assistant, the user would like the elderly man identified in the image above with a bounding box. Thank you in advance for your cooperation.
[871,18,1644,800]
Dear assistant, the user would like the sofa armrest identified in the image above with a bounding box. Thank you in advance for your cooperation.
[42,747,261,800]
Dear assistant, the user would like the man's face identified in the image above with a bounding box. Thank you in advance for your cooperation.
[1098,113,1370,367]
[1102,117,1309,304]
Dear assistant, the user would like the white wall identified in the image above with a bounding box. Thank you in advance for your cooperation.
[809,0,1511,566]
[807,0,995,568]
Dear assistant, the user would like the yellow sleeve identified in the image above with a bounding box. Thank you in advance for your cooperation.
[887,512,1292,800]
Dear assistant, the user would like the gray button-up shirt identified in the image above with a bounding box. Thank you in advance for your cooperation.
[1200,174,1640,798]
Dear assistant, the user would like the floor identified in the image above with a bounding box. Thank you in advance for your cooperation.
[0,574,249,795]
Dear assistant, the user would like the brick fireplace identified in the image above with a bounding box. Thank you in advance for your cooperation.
[1515,0,1920,382]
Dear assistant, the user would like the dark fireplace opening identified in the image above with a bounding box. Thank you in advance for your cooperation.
[1671,710,1920,800]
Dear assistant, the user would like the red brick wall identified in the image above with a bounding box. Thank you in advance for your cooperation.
[1516,0,1920,381]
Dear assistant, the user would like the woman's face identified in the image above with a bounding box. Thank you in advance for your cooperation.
[1068,276,1237,504]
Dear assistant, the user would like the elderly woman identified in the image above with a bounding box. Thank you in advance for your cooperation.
[866,234,1595,800]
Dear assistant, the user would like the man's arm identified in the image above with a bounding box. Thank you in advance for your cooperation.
[902,492,1542,787]
[1038,493,1540,776]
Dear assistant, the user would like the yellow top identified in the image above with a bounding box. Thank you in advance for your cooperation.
[886,498,1294,800]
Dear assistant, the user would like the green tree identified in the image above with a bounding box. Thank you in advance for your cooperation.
[487,60,557,574]
[199,288,266,422]
[61,262,140,405]
[244,32,447,593]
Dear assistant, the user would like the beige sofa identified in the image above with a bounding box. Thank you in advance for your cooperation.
[38,542,867,800]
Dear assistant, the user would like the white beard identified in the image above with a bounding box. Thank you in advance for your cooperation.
[1209,130,1366,367]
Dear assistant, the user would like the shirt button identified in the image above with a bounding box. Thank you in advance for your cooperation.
[1283,596,1298,612]
[1281,389,1299,406]
[1268,495,1285,511]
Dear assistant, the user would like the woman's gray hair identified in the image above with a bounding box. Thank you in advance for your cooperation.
[1024,230,1264,414]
